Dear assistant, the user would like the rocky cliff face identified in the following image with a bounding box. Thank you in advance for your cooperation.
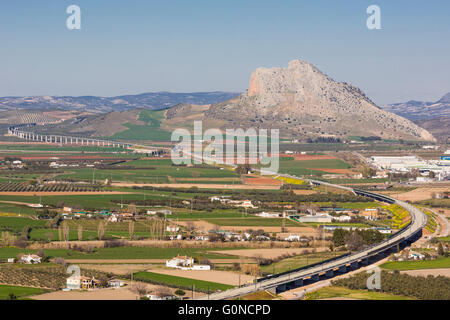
[205,60,435,142]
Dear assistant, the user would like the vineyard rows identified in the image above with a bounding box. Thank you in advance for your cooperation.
[0,182,102,192]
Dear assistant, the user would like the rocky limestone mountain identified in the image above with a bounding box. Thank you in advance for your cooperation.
[381,92,450,121]
[204,60,435,142]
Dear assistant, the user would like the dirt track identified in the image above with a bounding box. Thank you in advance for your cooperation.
[400,268,450,277]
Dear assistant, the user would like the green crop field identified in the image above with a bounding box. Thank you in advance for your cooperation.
[260,252,343,275]
[305,286,413,300]
[0,203,38,215]
[54,165,238,183]
[109,110,172,141]
[0,216,47,231]
[380,257,450,271]
[274,158,352,176]
[0,284,45,300]
[133,271,233,292]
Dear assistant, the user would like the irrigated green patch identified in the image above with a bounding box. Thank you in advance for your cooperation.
[276,158,352,176]
[133,271,233,292]
[110,109,172,141]
[0,284,45,300]
[380,257,450,271]
[260,252,344,275]
[0,216,47,232]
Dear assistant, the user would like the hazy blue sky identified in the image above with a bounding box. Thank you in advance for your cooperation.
[0,0,449,105]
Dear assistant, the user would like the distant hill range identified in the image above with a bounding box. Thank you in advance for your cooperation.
[381,93,450,121]
[381,93,450,143]
[0,92,240,113]
[4,61,443,143]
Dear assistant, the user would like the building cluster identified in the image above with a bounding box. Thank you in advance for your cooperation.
[370,155,450,181]
[66,275,125,290]
[60,207,173,222]
[210,196,257,208]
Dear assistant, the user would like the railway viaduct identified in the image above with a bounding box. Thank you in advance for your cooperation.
[8,123,133,149]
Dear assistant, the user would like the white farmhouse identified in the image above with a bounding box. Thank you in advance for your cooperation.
[165,255,211,271]
[21,254,42,264]
[166,256,194,269]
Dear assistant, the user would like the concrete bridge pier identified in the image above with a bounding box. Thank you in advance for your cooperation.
[310,274,319,281]
[294,279,304,287]
[349,261,359,270]
[276,283,287,293]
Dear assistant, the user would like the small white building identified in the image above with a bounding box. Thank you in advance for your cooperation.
[408,252,425,260]
[108,279,125,288]
[7,258,15,263]
[146,294,178,300]
[166,226,180,232]
[165,256,210,270]
[21,254,42,264]
[194,235,209,241]
[166,256,194,269]
[255,212,281,218]
[285,234,301,242]
[336,215,351,222]
[298,214,333,223]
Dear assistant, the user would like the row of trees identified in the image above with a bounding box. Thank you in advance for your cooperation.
[332,270,450,300]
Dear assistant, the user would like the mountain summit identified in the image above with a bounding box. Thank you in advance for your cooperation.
[437,92,450,104]
[204,60,435,142]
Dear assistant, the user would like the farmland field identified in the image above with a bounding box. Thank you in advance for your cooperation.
[54,163,238,184]
[276,158,352,176]
[0,216,47,231]
[305,286,413,300]
[110,110,172,141]
[380,257,450,271]
[133,271,234,292]
[260,252,343,275]
[0,284,45,300]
